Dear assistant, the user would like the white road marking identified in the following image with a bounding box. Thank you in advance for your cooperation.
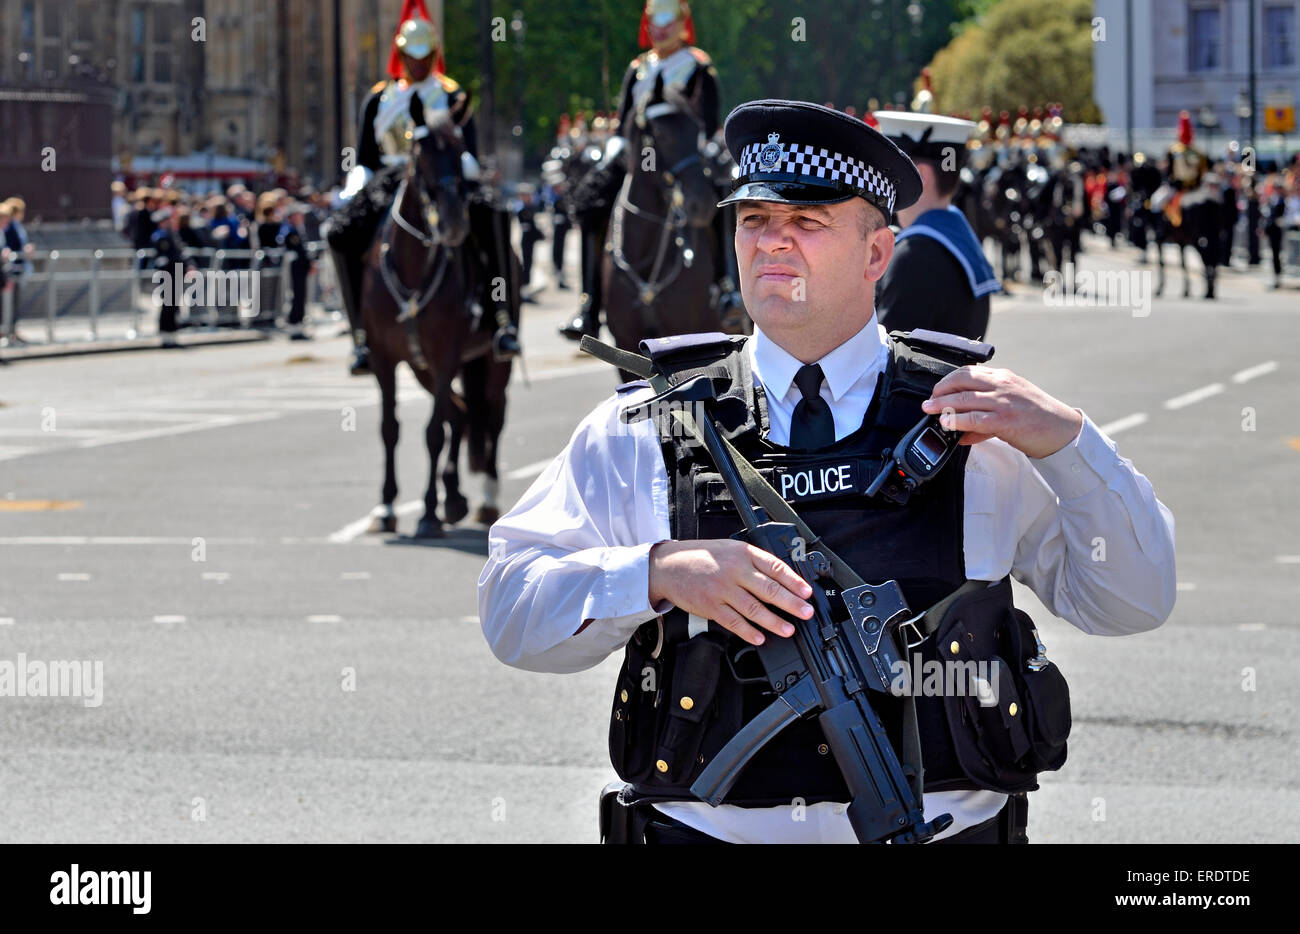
[0,536,262,546]
[1237,623,1268,631]
[153,615,186,624]
[503,457,555,481]
[57,572,91,581]
[1163,383,1225,410]
[307,614,343,623]
[201,572,231,581]
[0,447,36,461]
[69,410,235,422]
[1231,361,1278,384]
[77,411,280,448]
[0,617,14,626]
[460,614,480,623]
[0,428,112,437]
[1276,555,1300,564]
[1175,581,1197,591]
[1097,412,1148,436]
[327,500,424,543]
[340,571,371,580]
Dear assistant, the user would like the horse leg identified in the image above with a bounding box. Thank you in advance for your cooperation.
[442,389,469,525]
[413,385,450,539]
[1202,238,1217,300]
[368,354,400,534]
[1181,243,1191,298]
[1155,236,1166,297]
[463,352,509,525]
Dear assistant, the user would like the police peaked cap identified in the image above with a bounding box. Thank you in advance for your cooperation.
[719,99,922,217]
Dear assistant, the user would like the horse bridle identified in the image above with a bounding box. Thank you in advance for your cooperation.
[378,126,461,325]
[608,101,703,308]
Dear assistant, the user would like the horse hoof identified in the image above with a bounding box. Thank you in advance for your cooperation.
[413,517,445,539]
[474,505,500,526]
[368,514,398,534]
[444,494,470,525]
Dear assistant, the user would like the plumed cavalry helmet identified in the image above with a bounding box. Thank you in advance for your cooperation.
[395,17,439,59]
[639,0,696,49]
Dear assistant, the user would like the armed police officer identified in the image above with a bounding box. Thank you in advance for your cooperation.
[326,12,521,376]
[874,112,1001,340]
[479,100,1176,844]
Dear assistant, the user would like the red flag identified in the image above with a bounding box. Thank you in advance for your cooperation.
[387,0,445,80]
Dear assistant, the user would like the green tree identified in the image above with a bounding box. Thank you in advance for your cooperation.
[435,0,986,168]
[926,0,1102,122]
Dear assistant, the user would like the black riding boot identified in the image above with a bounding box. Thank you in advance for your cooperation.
[325,234,371,376]
[469,199,523,360]
[560,222,605,341]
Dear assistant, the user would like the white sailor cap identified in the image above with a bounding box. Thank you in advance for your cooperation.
[871,112,976,161]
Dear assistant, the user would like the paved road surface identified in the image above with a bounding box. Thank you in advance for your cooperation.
[1,236,1296,842]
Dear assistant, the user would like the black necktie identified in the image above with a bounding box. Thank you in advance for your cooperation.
[789,363,836,449]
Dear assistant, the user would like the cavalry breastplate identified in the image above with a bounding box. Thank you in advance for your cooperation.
[631,47,701,111]
[1170,147,1205,188]
[375,79,453,163]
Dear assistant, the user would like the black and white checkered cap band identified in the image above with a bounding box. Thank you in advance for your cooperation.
[737,140,897,214]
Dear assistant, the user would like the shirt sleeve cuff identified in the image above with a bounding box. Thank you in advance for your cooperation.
[1028,409,1110,501]
[581,542,664,622]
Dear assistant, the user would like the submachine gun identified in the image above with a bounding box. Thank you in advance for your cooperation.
[622,371,956,844]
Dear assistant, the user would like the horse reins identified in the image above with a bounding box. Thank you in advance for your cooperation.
[378,136,456,370]
[608,104,704,314]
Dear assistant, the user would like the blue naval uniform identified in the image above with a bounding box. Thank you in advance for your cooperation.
[877,205,1000,341]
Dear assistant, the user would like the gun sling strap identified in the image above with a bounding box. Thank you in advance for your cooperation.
[580,335,988,802]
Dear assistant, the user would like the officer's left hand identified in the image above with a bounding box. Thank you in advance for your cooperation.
[921,365,1084,459]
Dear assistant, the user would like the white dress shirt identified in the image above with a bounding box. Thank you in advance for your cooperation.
[478,316,1177,843]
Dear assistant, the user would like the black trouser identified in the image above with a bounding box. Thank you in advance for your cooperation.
[642,794,1029,845]
[520,228,543,287]
[3,279,19,335]
[287,258,309,325]
[1266,227,1283,278]
[551,212,570,274]
[159,301,179,334]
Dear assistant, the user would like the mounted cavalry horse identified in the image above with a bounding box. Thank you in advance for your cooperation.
[360,98,514,538]
[601,75,731,369]
[1149,117,1223,300]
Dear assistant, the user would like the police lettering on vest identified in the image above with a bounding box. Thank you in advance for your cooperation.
[778,462,856,502]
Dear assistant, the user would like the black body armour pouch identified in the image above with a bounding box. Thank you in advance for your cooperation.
[602,329,1071,805]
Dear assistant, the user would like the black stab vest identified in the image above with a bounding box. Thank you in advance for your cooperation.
[606,330,1070,807]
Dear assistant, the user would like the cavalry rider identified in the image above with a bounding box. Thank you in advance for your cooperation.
[1160,110,1212,228]
[327,10,521,377]
[559,0,737,341]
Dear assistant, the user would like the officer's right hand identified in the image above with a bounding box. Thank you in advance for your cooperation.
[647,540,813,646]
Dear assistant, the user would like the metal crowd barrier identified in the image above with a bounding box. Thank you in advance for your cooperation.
[1,242,340,347]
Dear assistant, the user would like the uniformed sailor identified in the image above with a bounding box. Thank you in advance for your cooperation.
[873,111,1000,340]
[326,12,521,376]
[478,100,1177,844]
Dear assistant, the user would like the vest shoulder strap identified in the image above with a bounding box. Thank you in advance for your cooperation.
[874,328,996,432]
[581,332,758,442]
